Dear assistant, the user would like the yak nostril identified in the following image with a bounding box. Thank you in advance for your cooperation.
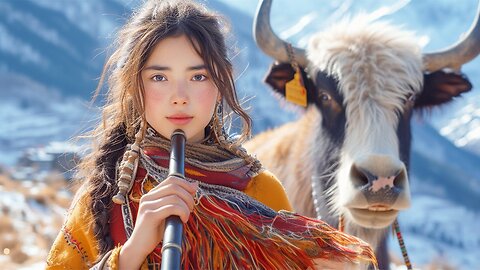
[351,164,407,191]
[350,164,376,187]
[393,169,407,189]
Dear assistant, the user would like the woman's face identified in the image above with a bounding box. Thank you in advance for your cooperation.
[141,35,219,142]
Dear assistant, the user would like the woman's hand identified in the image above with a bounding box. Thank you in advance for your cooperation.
[118,176,198,269]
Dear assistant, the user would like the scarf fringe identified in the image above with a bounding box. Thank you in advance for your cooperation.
[173,185,377,269]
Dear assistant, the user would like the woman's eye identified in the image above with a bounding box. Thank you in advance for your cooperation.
[152,75,166,82]
[192,74,207,81]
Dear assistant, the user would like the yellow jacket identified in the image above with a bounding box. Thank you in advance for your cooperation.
[46,170,292,269]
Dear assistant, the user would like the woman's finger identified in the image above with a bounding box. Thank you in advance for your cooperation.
[141,193,195,214]
[148,202,193,223]
[151,176,198,194]
[141,182,196,209]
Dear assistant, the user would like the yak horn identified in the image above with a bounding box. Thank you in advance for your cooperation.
[254,0,308,67]
[423,1,480,72]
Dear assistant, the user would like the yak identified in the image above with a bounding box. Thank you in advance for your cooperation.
[245,0,480,268]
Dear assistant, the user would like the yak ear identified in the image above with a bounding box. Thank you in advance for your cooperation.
[264,62,296,96]
[264,62,316,103]
[415,70,472,108]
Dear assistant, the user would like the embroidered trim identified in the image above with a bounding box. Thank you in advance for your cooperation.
[62,226,90,266]
[121,196,134,239]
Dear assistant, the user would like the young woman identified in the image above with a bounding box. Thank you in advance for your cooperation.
[46,0,376,269]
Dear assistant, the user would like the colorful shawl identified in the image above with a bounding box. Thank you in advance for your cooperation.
[110,134,377,269]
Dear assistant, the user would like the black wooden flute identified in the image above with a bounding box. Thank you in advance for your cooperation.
[160,129,186,270]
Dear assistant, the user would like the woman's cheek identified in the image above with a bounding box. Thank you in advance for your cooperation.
[144,88,167,122]
[198,84,218,102]
[144,85,166,100]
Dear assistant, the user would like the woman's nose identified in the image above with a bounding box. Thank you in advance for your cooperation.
[171,83,188,105]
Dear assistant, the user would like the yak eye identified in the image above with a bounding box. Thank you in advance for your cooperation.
[319,92,331,102]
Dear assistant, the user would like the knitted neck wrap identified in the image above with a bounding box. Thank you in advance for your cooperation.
[141,129,262,180]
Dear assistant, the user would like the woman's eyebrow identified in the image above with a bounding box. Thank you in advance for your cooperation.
[143,64,206,71]
[187,64,206,71]
[143,65,169,71]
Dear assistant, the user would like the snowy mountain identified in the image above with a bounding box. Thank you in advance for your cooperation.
[0,0,107,98]
[430,95,480,156]
[0,71,96,165]
[411,121,480,207]
[0,0,116,165]
[1,0,479,269]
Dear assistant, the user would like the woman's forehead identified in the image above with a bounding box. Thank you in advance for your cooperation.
[144,35,205,68]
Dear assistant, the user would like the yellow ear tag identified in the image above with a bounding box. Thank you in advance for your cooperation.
[285,72,307,107]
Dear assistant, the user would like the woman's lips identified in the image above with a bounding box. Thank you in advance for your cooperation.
[166,115,193,125]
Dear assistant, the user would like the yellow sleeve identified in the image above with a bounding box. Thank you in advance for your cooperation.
[46,189,149,270]
[46,191,100,269]
[243,170,293,212]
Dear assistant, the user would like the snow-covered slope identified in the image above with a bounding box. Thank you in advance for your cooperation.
[392,194,480,269]
[0,72,96,166]
[0,0,109,98]
[430,94,480,156]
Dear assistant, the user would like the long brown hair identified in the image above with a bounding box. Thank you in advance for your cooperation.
[76,0,252,254]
